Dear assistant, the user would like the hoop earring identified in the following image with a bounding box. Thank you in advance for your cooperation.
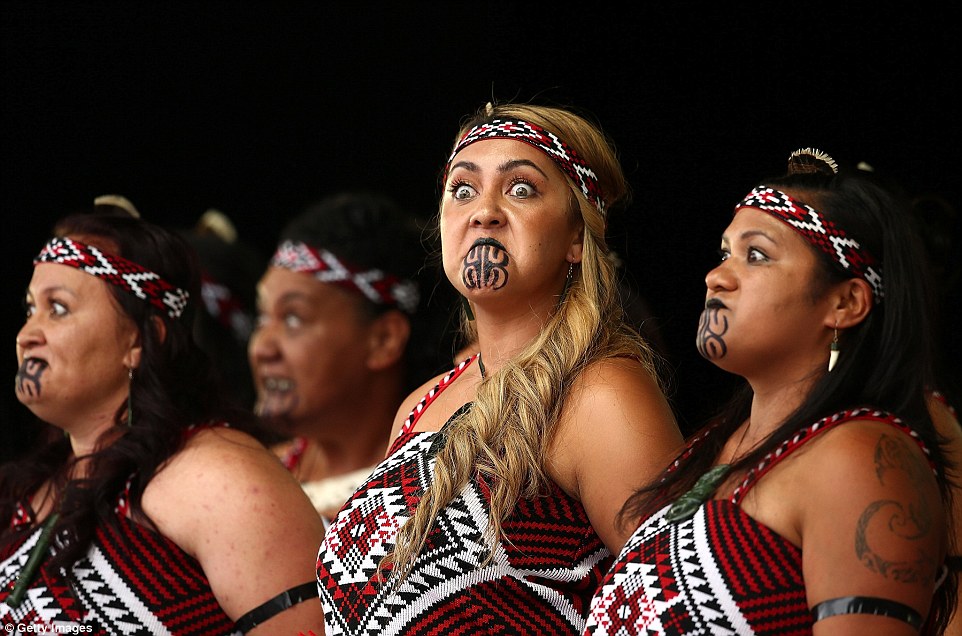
[828,323,840,372]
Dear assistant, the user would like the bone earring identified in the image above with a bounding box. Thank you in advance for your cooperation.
[828,324,840,372]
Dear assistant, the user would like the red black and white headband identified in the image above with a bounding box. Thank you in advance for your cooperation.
[445,118,607,215]
[34,237,190,318]
[736,186,884,302]
[270,240,419,314]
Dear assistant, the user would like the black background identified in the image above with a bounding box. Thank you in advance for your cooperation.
[3,3,960,454]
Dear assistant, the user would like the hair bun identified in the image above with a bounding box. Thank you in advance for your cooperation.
[787,147,839,176]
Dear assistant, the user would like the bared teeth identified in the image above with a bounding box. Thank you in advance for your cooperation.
[263,377,293,391]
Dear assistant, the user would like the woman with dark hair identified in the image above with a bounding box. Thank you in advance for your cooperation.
[583,149,958,635]
[249,191,448,523]
[1,210,325,634]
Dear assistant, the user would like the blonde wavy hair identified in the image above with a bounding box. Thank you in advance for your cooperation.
[384,102,661,579]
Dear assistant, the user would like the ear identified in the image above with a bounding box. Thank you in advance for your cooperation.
[365,310,412,371]
[122,325,144,371]
[825,278,873,330]
[567,226,584,265]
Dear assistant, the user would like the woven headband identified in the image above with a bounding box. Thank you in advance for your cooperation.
[445,118,606,214]
[270,240,419,314]
[736,186,884,302]
[34,237,190,318]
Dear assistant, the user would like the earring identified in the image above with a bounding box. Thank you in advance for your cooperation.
[460,295,475,321]
[828,324,840,372]
[126,367,134,427]
[560,262,574,303]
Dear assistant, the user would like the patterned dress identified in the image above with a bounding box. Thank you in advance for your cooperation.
[1,424,241,635]
[0,489,239,635]
[317,355,612,635]
[582,408,937,636]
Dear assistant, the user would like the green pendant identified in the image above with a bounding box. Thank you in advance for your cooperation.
[663,464,731,523]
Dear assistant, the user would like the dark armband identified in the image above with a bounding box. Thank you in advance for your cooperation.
[811,596,923,631]
[235,581,318,633]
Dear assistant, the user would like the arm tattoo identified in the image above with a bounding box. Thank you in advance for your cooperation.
[854,433,937,584]
[696,307,728,360]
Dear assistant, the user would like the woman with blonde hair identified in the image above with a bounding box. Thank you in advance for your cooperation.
[316,102,683,635]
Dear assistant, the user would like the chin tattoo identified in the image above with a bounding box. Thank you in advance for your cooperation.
[15,359,46,398]
[696,307,728,360]
[462,243,508,290]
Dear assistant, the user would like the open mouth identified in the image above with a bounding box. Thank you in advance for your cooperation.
[262,376,294,392]
[255,376,298,419]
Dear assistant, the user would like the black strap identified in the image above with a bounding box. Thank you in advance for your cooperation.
[811,595,923,631]
[235,581,317,633]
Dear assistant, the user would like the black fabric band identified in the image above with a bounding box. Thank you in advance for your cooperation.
[811,595,923,630]
[235,581,317,633]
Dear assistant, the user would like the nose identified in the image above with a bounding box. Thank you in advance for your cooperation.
[705,260,736,293]
[469,192,506,228]
[247,320,281,367]
[16,323,44,355]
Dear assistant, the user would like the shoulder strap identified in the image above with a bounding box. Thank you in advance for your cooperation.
[731,407,935,504]
[399,354,478,436]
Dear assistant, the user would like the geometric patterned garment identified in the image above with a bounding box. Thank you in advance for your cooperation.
[0,512,240,635]
[1,436,241,636]
[317,355,613,635]
[583,408,935,636]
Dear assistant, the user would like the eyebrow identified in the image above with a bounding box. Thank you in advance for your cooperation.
[30,284,78,299]
[448,158,550,180]
[722,229,777,245]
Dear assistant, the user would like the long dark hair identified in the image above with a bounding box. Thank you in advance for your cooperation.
[622,151,956,632]
[0,210,258,568]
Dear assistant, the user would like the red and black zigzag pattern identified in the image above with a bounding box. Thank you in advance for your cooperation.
[1,514,239,634]
[585,408,927,636]
[584,501,810,636]
[318,362,611,635]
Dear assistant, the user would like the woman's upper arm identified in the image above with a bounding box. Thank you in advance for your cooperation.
[146,429,326,634]
[801,422,945,635]
[554,359,683,554]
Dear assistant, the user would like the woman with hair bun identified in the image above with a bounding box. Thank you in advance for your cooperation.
[583,149,958,635]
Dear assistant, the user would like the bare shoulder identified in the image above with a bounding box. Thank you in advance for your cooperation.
[553,357,683,554]
[388,360,479,439]
[562,356,677,439]
[142,426,325,628]
[795,418,945,614]
[804,417,936,484]
[144,426,322,552]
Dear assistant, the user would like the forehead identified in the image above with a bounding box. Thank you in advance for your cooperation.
[29,261,109,295]
[449,138,559,174]
[257,266,362,308]
[725,207,800,242]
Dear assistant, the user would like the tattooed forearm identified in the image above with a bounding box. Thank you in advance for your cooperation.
[462,240,508,290]
[696,307,728,360]
[854,433,937,584]
[15,358,46,398]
